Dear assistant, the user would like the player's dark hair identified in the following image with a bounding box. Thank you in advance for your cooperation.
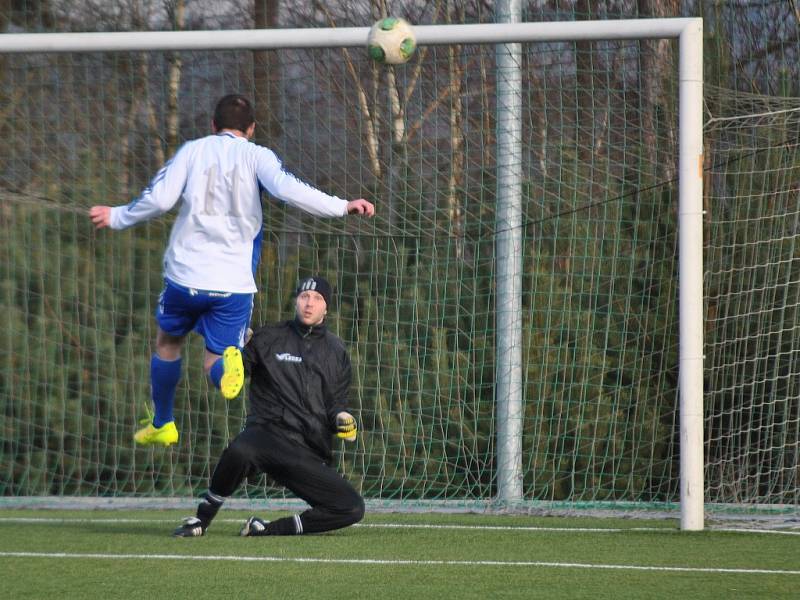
[213,94,255,134]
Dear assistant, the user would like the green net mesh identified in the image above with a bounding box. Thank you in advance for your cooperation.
[0,32,796,519]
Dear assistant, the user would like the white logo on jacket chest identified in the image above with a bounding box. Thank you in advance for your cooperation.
[275,353,302,363]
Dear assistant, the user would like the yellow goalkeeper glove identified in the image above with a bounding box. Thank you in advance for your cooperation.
[335,411,357,442]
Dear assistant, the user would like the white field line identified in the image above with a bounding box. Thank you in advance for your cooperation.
[0,550,799,575]
[0,517,798,535]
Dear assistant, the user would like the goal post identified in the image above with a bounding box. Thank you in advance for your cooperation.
[676,21,704,532]
[0,20,703,54]
[0,19,706,529]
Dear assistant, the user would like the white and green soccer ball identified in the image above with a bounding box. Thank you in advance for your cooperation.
[367,17,417,65]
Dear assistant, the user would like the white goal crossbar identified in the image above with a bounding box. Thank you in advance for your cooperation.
[0,19,704,530]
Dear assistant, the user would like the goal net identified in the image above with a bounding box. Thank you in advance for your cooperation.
[703,85,800,516]
[0,23,793,522]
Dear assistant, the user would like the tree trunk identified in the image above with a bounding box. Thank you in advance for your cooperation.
[165,0,185,156]
[0,0,9,184]
[446,1,465,259]
[253,0,282,143]
[637,0,679,181]
[574,0,603,166]
[141,55,166,168]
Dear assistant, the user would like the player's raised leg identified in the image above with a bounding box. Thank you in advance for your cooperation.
[200,291,252,400]
[206,346,244,400]
[221,346,244,398]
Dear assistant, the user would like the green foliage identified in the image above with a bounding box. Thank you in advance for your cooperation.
[1,170,681,502]
[3,18,796,512]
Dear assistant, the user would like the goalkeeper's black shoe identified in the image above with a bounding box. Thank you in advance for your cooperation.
[240,516,269,537]
[173,517,205,538]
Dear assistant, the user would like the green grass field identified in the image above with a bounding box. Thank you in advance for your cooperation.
[0,509,798,599]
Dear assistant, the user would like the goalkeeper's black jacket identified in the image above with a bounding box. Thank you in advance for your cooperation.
[241,317,352,462]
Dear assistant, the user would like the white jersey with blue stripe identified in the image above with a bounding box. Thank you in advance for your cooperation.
[109,132,349,293]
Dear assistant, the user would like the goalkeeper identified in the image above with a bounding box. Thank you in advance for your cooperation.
[174,276,364,537]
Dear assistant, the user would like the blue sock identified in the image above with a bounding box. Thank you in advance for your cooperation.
[209,357,224,390]
[150,354,182,428]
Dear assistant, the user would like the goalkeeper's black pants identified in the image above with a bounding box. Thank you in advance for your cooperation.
[208,422,364,535]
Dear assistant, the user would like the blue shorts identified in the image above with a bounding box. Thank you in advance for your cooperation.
[156,279,254,355]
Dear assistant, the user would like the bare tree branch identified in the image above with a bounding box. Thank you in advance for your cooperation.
[315,1,382,178]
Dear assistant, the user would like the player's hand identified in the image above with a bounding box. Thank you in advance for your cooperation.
[335,411,358,442]
[89,206,112,229]
[346,199,375,217]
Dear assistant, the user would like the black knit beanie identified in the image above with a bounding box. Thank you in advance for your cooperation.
[295,276,332,307]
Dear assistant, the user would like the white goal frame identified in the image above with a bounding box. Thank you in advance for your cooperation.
[0,18,704,530]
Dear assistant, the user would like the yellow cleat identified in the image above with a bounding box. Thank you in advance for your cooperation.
[220,346,244,400]
[134,421,179,447]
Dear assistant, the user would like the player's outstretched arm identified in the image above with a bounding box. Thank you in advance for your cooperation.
[346,199,375,216]
[89,206,112,229]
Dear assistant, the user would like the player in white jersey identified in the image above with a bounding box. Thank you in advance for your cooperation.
[89,94,375,447]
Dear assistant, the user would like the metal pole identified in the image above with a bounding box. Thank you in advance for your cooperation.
[0,20,701,53]
[678,19,705,531]
[494,0,524,507]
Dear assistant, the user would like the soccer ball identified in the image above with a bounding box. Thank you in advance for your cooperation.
[367,17,417,65]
